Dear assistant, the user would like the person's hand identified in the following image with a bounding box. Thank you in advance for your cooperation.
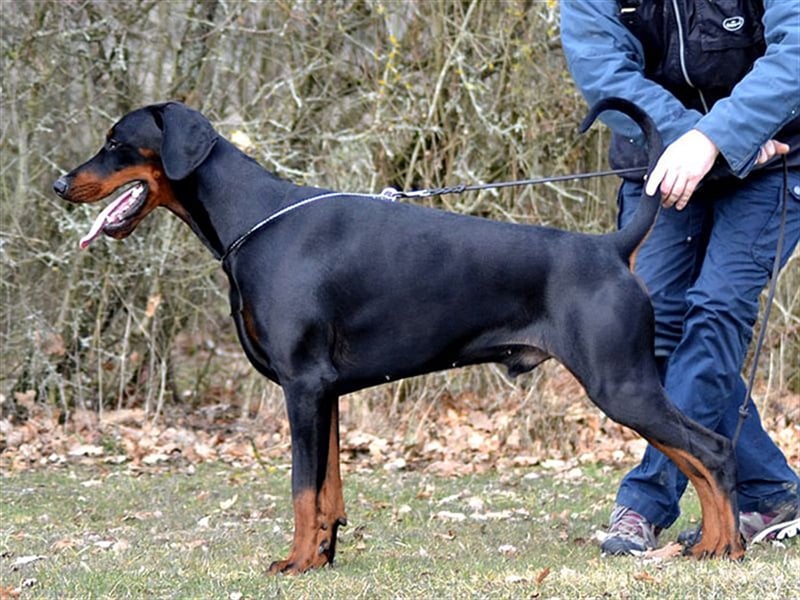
[646,130,790,211]
[645,129,718,211]
[756,138,790,166]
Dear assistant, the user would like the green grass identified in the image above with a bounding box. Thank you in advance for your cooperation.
[1,462,797,599]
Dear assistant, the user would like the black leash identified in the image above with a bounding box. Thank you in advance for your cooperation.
[382,166,647,199]
[731,157,791,449]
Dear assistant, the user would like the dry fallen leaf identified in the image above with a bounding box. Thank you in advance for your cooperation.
[0,585,21,599]
[641,542,683,561]
[383,457,407,472]
[497,543,517,556]
[51,538,79,552]
[11,555,46,569]
[535,566,551,584]
[392,504,412,522]
[142,453,170,465]
[93,540,114,550]
[220,494,238,510]
[433,510,466,522]
[122,510,163,522]
[68,445,104,458]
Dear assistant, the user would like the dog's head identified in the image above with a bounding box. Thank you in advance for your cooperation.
[53,102,217,248]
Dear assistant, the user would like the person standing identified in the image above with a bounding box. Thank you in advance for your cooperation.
[560,0,800,554]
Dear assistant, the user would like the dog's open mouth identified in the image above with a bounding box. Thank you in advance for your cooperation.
[79,182,148,249]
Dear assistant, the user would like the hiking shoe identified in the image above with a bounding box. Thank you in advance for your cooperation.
[600,504,662,555]
[678,499,800,547]
[741,500,799,544]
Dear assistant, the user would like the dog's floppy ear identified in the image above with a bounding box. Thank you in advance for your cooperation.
[153,102,218,180]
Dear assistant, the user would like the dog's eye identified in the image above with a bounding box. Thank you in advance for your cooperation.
[105,139,120,151]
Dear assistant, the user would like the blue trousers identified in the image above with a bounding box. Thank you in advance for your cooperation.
[616,168,800,528]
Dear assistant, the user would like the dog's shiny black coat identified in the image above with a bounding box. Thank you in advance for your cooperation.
[54,99,744,571]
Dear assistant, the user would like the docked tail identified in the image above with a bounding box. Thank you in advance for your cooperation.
[579,98,663,259]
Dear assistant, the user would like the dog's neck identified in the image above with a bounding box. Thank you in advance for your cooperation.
[168,138,320,260]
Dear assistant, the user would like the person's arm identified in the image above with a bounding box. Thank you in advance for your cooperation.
[693,0,800,177]
[646,0,798,207]
[562,0,798,208]
[560,0,702,147]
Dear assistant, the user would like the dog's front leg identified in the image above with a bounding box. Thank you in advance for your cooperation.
[269,388,347,575]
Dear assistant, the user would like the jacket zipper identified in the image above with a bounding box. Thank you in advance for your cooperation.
[670,0,710,112]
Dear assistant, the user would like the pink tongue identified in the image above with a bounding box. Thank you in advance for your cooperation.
[79,186,140,249]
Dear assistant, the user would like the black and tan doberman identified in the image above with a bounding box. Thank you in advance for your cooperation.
[53,98,744,572]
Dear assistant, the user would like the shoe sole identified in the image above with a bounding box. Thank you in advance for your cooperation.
[750,517,800,544]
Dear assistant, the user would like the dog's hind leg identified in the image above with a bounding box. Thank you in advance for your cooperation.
[318,398,347,561]
[646,425,743,559]
[553,274,744,558]
[568,336,744,558]
[269,379,347,574]
[605,384,743,558]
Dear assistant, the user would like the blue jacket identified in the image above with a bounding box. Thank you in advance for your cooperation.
[561,0,800,178]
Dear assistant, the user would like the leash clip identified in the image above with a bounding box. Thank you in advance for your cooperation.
[380,187,402,201]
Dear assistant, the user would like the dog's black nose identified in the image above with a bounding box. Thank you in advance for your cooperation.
[53,176,69,197]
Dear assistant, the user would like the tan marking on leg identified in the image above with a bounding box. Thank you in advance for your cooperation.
[269,401,347,574]
[650,441,744,559]
[318,400,347,563]
[268,488,330,574]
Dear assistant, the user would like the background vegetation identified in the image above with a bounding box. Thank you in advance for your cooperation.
[2,0,798,455]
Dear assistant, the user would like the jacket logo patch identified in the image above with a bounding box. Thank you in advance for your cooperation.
[722,16,745,32]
